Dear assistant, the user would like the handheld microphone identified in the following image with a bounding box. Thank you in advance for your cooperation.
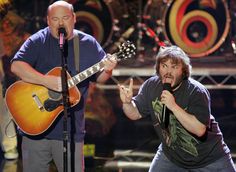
[58,27,67,49]
[161,83,172,128]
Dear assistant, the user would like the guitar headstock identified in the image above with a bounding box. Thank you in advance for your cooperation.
[116,41,136,61]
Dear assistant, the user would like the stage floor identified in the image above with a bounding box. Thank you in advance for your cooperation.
[0,147,235,172]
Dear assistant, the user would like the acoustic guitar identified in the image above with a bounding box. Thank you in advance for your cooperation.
[5,41,136,135]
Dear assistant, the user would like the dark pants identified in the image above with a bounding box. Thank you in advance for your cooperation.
[149,149,236,172]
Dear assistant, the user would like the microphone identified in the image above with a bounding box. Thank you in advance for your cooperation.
[58,27,67,49]
[161,83,172,128]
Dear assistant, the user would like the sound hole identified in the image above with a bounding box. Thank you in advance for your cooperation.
[48,90,62,100]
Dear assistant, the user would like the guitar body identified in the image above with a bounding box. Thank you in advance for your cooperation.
[5,67,81,135]
[5,41,136,136]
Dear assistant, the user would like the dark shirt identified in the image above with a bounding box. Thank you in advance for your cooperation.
[133,76,230,168]
[12,27,106,142]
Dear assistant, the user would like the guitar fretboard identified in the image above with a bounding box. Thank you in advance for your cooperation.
[67,57,108,88]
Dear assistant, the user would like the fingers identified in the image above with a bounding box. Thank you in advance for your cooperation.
[103,56,117,71]
[45,75,62,92]
[129,78,133,91]
[107,53,116,61]
[118,78,134,103]
[104,54,117,64]
[118,78,133,92]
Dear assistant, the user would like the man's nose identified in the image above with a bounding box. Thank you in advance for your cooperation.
[166,67,173,73]
[58,19,64,26]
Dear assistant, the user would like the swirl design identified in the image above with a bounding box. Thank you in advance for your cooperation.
[163,0,230,57]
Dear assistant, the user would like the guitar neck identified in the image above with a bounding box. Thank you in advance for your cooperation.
[67,41,136,88]
[67,54,115,88]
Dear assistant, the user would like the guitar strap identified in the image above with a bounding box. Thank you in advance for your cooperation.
[73,30,80,72]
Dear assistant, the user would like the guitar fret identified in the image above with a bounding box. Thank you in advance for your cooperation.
[73,77,79,84]
[68,78,75,88]
[81,72,88,78]
[89,67,94,74]
[73,76,80,85]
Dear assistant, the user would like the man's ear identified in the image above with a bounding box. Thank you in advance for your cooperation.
[73,12,76,24]
[46,16,49,25]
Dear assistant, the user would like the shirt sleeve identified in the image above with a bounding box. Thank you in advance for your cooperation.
[133,79,152,118]
[12,35,39,66]
[187,86,211,126]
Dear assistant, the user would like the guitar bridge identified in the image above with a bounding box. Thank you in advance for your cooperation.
[32,93,45,111]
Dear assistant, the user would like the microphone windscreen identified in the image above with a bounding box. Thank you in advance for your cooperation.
[58,27,67,37]
[163,83,172,92]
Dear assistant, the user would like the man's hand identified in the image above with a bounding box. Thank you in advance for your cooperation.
[103,54,117,73]
[118,78,133,104]
[161,90,176,111]
[43,75,62,92]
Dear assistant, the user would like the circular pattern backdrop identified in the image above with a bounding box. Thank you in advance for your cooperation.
[73,0,114,48]
[163,0,230,57]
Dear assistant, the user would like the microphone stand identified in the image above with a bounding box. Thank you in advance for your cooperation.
[59,40,69,172]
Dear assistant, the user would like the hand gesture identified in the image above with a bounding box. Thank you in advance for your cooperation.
[118,78,133,104]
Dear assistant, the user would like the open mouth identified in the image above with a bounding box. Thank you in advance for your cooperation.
[163,76,173,83]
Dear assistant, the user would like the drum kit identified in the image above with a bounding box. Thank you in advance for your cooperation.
[73,0,232,64]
